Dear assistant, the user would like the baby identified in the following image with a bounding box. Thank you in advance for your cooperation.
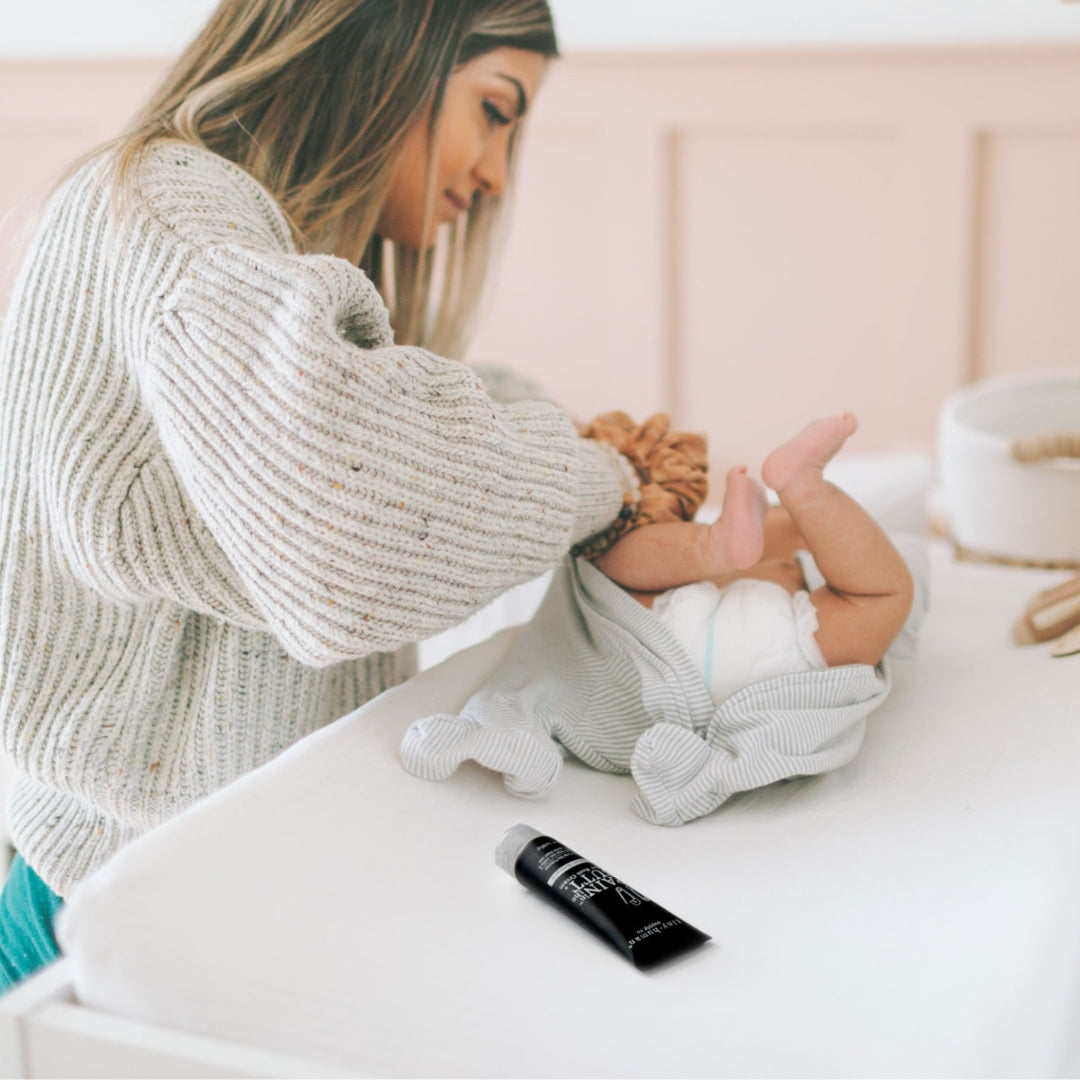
[402,414,926,825]
[594,412,915,705]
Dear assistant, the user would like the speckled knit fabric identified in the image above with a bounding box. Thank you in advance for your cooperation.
[0,141,626,896]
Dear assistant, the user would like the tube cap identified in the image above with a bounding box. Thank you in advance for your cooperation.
[495,824,543,876]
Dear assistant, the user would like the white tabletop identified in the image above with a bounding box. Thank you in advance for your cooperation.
[58,541,1080,1077]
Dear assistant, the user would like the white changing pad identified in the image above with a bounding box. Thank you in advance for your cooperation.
[57,541,1080,1078]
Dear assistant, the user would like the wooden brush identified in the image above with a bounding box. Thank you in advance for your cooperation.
[1012,573,1080,646]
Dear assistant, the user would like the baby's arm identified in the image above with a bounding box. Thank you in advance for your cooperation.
[593,467,766,594]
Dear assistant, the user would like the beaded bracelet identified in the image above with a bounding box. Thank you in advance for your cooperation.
[570,444,643,560]
[570,495,639,559]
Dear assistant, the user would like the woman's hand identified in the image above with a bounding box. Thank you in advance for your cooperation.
[592,465,771,594]
[592,521,715,594]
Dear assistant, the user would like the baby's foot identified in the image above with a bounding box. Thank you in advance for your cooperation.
[704,466,767,572]
[761,413,857,496]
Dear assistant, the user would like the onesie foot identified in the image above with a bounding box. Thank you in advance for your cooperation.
[401,714,563,798]
[630,723,733,826]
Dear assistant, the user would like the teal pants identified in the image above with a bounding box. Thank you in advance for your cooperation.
[0,854,62,994]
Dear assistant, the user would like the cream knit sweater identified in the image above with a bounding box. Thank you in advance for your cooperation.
[0,142,625,896]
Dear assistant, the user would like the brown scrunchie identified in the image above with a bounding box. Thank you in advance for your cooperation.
[581,411,709,525]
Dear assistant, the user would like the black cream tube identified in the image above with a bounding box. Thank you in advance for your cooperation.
[495,824,710,970]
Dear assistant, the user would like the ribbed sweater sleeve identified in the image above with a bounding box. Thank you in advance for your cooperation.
[0,143,634,894]
[123,178,623,665]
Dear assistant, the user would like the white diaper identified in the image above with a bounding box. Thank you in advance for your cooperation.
[652,578,827,707]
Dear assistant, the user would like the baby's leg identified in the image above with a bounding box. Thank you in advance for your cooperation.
[596,466,766,603]
[761,414,913,667]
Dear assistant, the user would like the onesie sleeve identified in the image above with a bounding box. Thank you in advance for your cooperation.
[140,242,623,666]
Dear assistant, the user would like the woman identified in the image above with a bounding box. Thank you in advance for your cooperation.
[0,0,712,988]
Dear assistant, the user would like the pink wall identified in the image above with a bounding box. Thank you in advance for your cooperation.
[0,60,165,295]
[3,49,1080,473]
[471,48,1080,470]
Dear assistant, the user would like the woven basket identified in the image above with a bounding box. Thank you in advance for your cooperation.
[938,371,1080,569]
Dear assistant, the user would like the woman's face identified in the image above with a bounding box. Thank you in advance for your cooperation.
[377,46,548,249]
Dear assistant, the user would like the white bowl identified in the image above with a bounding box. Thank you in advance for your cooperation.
[938,370,1080,566]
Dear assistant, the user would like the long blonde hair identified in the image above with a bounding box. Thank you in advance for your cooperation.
[112,0,558,356]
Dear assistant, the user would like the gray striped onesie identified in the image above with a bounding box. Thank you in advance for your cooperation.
[401,536,929,825]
